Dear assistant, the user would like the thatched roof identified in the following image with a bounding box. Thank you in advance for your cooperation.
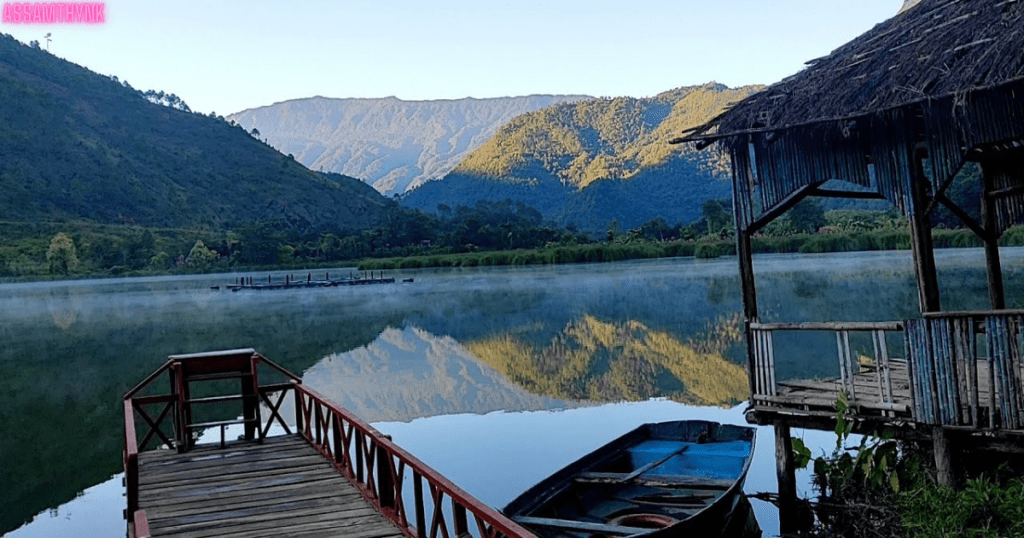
[685,0,1024,139]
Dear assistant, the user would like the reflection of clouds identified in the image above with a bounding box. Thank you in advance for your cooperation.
[301,326,578,423]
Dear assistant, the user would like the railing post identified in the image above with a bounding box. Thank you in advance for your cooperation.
[294,387,305,439]
[377,436,395,509]
[413,472,427,538]
[453,500,469,538]
[124,399,139,517]
[243,354,259,441]
[172,362,189,452]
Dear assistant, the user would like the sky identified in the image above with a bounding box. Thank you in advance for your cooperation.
[1,1,904,115]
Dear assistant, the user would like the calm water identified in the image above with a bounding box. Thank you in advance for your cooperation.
[3,249,1023,537]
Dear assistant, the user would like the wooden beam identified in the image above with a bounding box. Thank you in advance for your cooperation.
[908,152,941,314]
[750,321,903,331]
[811,188,886,199]
[980,162,1006,310]
[922,161,967,218]
[935,193,990,241]
[987,184,1024,199]
[746,184,816,235]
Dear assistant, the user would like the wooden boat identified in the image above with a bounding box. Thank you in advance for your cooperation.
[502,420,757,537]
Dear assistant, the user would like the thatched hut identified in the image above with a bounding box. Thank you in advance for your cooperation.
[676,0,1024,526]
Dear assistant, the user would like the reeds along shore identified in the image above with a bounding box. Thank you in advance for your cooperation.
[358,226,1024,271]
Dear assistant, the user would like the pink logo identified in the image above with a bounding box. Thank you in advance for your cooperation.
[2,3,105,24]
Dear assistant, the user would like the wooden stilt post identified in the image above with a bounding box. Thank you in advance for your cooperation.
[731,139,760,400]
[775,422,798,534]
[932,426,955,486]
[980,162,1006,310]
[908,151,941,314]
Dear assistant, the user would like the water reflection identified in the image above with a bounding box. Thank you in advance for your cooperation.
[302,325,576,422]
[466,315,747,406]
[3,250,1024,537]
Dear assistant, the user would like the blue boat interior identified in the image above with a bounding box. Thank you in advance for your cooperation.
[628,440,750,479]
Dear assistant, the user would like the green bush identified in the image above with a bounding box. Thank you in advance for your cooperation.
[900,477,1024,537]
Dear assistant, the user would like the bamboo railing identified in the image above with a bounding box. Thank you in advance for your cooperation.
[747,321,907,415]
[910,310,1024,428]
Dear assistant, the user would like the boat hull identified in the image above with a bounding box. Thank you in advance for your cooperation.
[503,420,756,537]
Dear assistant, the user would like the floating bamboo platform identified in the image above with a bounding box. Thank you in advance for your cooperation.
[226,272,396,292]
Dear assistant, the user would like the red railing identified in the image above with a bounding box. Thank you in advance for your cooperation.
[123,350,533,538]
[291,383,534,538]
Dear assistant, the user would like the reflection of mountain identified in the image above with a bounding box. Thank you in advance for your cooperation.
[467,315,747,407]
[301,326,575,422]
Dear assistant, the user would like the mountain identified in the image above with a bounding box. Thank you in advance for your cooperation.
[401,83,761,232]
[227,95,590,195]
[0,34,391,231]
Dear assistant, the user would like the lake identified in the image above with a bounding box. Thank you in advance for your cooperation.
[3,248,1023,537]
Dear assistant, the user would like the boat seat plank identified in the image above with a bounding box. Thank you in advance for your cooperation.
[512,516,654,536]
[574,472,734,489]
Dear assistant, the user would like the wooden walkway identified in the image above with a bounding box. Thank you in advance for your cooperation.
[137,435,404,538]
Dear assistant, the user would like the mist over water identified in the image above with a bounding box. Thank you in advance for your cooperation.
[3,249,1023,537]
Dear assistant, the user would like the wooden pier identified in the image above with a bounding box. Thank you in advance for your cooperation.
[136,436,402,538]
[124,349,533,538]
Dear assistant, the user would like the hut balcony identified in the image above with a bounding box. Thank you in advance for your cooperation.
[747,309,1024,433]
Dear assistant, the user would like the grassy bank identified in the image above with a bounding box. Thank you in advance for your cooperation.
[358,226,1024,271]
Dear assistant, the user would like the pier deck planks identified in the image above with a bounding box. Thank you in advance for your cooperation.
[137,435,404,538]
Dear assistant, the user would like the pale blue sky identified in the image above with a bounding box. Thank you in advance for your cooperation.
[2,1,903,115]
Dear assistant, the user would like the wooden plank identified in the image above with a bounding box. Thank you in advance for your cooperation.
[138,455,330,485]
[575,472,733,489]
[150,498,376,531]
[139,467,340,498]
[141,444,316,473]
[136,433,408,538]
[753,394,909,413]
[139,472,354,504]
[139,435,306,463]
[750,321,903,331]
[158,512,398,538]
[145,488,364,518]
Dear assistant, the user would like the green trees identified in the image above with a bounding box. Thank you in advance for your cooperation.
[701,199,731,235]
[46,233,78,274]
[788,199,827,233]
[185,240,219,269]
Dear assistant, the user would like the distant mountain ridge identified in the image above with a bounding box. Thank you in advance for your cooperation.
[402,83,761,232]
[0,34,390,231]
[228,95,591,195]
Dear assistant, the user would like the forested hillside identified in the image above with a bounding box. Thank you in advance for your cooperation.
[0,33,390,231]
[227,95,589,195]
[401,83,761,232]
